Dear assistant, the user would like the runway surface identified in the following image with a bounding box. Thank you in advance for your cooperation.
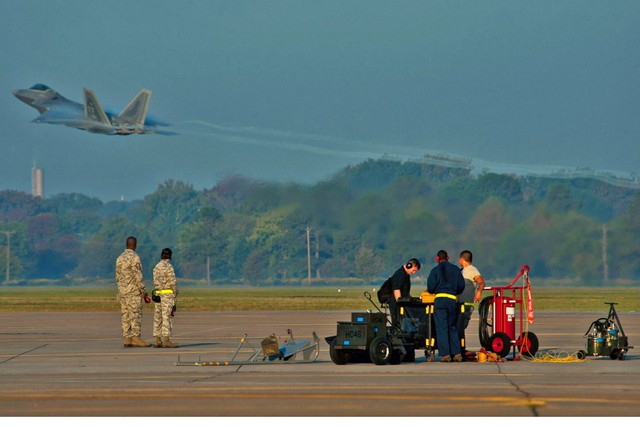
[0,309,638,417]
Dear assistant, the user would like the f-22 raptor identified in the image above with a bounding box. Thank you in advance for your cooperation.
[13,84,172,135]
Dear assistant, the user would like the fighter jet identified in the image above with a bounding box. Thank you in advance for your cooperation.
[13,83,172,135]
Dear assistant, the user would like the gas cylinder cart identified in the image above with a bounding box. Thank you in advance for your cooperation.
[478,265,539,359]
[176,329,320,366]
[578,302,633,360]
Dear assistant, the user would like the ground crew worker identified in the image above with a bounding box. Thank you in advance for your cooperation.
[456,278,475,356]
[458,250,487,303]
[427,250,465,362]
[152,248,178,348]
[458,250,484,356]
[115,236,152,347]
[387,258,421,329]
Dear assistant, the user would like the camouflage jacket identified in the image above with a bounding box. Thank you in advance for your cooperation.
[153,260,177,295]
[115,249,145,296]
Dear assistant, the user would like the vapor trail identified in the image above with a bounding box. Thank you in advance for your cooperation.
[171,120,640,189]
[172,120,415,161]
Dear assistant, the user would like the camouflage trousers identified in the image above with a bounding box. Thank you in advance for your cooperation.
[153,294,175,338]
[119,293,143,339]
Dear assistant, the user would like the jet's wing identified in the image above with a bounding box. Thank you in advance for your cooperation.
[117,89,151,127]
[83,88,111,126]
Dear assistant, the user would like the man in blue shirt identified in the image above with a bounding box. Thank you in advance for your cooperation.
[427,250,466,362]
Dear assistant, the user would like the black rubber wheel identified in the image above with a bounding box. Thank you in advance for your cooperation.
[369,336,393,365]
[576,350,587,360]
[478,296,494,349]
[490,332,511,358]
[518,331,539,357]
[610,348,620,360]
[329,340,351,365]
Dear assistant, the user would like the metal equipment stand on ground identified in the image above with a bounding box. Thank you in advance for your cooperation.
[176,329,320,366]
[578,302,633,360]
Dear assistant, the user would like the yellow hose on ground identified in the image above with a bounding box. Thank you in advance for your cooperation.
[517,280,586,363]
[524,350,586,363]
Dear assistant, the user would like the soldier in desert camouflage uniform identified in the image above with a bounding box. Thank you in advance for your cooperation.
[115,236,152,347]
[152,248,178,348]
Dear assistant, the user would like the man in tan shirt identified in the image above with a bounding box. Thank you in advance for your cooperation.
[115,236,152,347]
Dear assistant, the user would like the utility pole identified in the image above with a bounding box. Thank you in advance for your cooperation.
[602,224,608,283]
[314,229,320,278]
[306,227,312,287]
[1,231,15,283]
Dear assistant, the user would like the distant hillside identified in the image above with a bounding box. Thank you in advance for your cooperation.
[2,157,640,282]
[330,156,637,221]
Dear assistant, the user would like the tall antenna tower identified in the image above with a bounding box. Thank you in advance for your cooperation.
[32,164,44,198]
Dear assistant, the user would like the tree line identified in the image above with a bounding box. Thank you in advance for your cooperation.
[1,158,639,285]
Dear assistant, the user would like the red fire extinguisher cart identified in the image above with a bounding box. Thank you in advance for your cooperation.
[478,265,539,359]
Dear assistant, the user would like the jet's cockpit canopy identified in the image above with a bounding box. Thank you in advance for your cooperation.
[30,84,52,91]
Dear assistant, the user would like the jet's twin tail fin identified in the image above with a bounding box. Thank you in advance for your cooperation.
[83,88,111,126]
[117,89,151,127]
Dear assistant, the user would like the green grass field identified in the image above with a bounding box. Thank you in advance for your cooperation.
[0,286,638,312]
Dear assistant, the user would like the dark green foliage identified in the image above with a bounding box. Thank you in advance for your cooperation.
[1,159,639,283]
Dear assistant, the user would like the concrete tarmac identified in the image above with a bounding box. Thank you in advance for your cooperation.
[0,309,639,417]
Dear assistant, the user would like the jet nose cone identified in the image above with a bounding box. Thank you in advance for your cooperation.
[13,89,32,104]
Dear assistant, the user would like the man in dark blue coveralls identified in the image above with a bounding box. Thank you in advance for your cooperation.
[427,250,466,362]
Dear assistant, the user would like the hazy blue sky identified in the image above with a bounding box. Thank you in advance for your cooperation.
[1,1,639,201]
